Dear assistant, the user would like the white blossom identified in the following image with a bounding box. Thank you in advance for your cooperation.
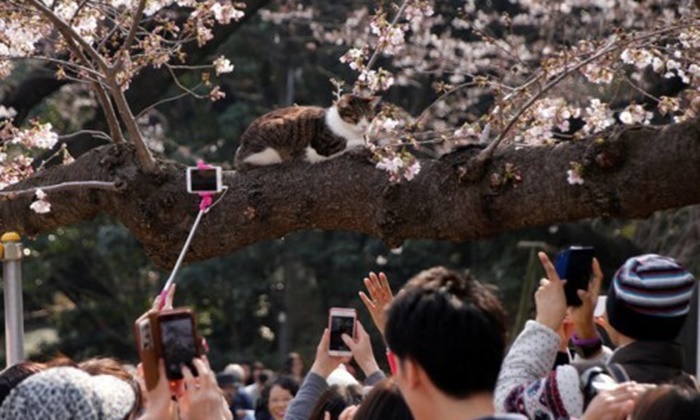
[30,190,51,214]
[213,56,234,75]
[404,161,421,181]
[567,170,584,185]
[619,104,652,125]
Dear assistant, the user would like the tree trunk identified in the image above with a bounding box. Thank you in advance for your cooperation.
[2,119,699,269]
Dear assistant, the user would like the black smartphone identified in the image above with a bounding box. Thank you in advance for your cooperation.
[555,246,595,306]
[157,311,200,380]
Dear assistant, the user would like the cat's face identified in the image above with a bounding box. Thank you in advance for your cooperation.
[335,94,380,132]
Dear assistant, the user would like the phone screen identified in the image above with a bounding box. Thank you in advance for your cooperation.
[555,247,594,306]
[329,315,355,352]
[189,168,219,192]
[159,316,198,379]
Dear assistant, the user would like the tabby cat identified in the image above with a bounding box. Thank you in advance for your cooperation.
[234,94,379,170]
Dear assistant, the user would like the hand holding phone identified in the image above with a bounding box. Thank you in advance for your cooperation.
[328,308,356,357]
[135,307,203,390]
[555,246,595,307]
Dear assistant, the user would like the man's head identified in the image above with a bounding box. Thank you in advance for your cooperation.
[385,267,507,401]
[604,254,696,343]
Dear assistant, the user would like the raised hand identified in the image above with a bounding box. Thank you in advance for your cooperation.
[310,328,343,378]
[535,252,568,331]
[358,272,393,336]
[341,321,380,377]
[179,357,232,420]
[570,258,604,339]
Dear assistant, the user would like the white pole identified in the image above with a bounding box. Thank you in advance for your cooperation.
[696,286,700,380]
[2,232,25,367]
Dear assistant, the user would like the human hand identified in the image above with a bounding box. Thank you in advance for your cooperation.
[310,328,343,379]
[570,258,603,339]
[359,272,393,336]
[341,321,379,377]
[179,357,232,420]
[138,360,176,420]
[338,405,358,420]
[152,283,176,311]
[557,316,575,352]
[535,252,568,331]
[580,382,654,420]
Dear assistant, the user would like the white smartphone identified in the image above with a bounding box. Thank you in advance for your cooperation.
[186,166,223,193]
[594,296,607,317]
[328,307,356,357]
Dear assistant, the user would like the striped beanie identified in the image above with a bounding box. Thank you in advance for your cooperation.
[606,254,696,341]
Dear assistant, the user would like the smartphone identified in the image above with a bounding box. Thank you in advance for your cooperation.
[157,310,201,380]
[328,307,356,357]
[186,166,223,193]
[594,296,607,317]
[554,246,595,307]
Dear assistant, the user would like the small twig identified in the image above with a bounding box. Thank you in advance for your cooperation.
[0,181,120,200]
[478,21,697,163]
[117,0,148,70]
[365,0,411,73]
[136,91,192,119]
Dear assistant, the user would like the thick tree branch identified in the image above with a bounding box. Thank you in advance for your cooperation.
[1,119,699,269]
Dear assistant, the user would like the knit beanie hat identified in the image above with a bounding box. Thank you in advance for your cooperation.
[606,254,696,341]
[0,366,136,420]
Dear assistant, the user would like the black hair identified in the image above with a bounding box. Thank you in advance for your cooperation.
[353,378,413,420]
[385,266,507,399]
[308,384,363,420]
[631,385,700,420]
[255,375,299,420]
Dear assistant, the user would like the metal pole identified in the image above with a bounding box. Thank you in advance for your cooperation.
[2,232,25,366]
[696,286,700,379]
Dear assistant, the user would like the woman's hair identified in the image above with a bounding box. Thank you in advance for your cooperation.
[352,378,413,420]
[308,384,363,420]
[631,385,700,420]
[0,362,46,406]
[255,375,300,420]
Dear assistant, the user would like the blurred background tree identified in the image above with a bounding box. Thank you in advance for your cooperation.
[1,0,698,375]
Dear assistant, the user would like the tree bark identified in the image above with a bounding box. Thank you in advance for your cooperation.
[2,119,699,269]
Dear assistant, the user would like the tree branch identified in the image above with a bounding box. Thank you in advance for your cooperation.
[2,117,699,268]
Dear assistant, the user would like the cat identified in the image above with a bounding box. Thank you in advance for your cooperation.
[234,94,380,171]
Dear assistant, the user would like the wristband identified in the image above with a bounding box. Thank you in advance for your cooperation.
[571,333,602,358]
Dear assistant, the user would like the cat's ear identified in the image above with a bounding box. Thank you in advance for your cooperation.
[367,96,381,109]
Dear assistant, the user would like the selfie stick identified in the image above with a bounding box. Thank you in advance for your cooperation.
[158,162,215,309]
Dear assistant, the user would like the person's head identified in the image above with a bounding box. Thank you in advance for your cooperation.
[252,361,265,383]
[0,366,138,420]
[603,254,696,345]
[216,372,242,399]
[308,384,363,420]
[0,362,46,407]
[353,378,413,420]
[385,267,507,402]
[282,352,304,378]
[259,375,298,420]
[631,385,700,420]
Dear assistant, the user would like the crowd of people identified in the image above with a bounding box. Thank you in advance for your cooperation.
[0,251,698,419]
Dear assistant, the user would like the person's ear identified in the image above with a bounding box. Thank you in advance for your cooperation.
[400,358,421,390]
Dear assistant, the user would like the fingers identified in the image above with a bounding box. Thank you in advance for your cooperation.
[355,320,368,338]
[591,258,603,296]
[359,291,375,311]
[538,252,563,283]
[324,412,331,420]
[317,328,330,352]
[378,272,392,297]
[339,405,358,420]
